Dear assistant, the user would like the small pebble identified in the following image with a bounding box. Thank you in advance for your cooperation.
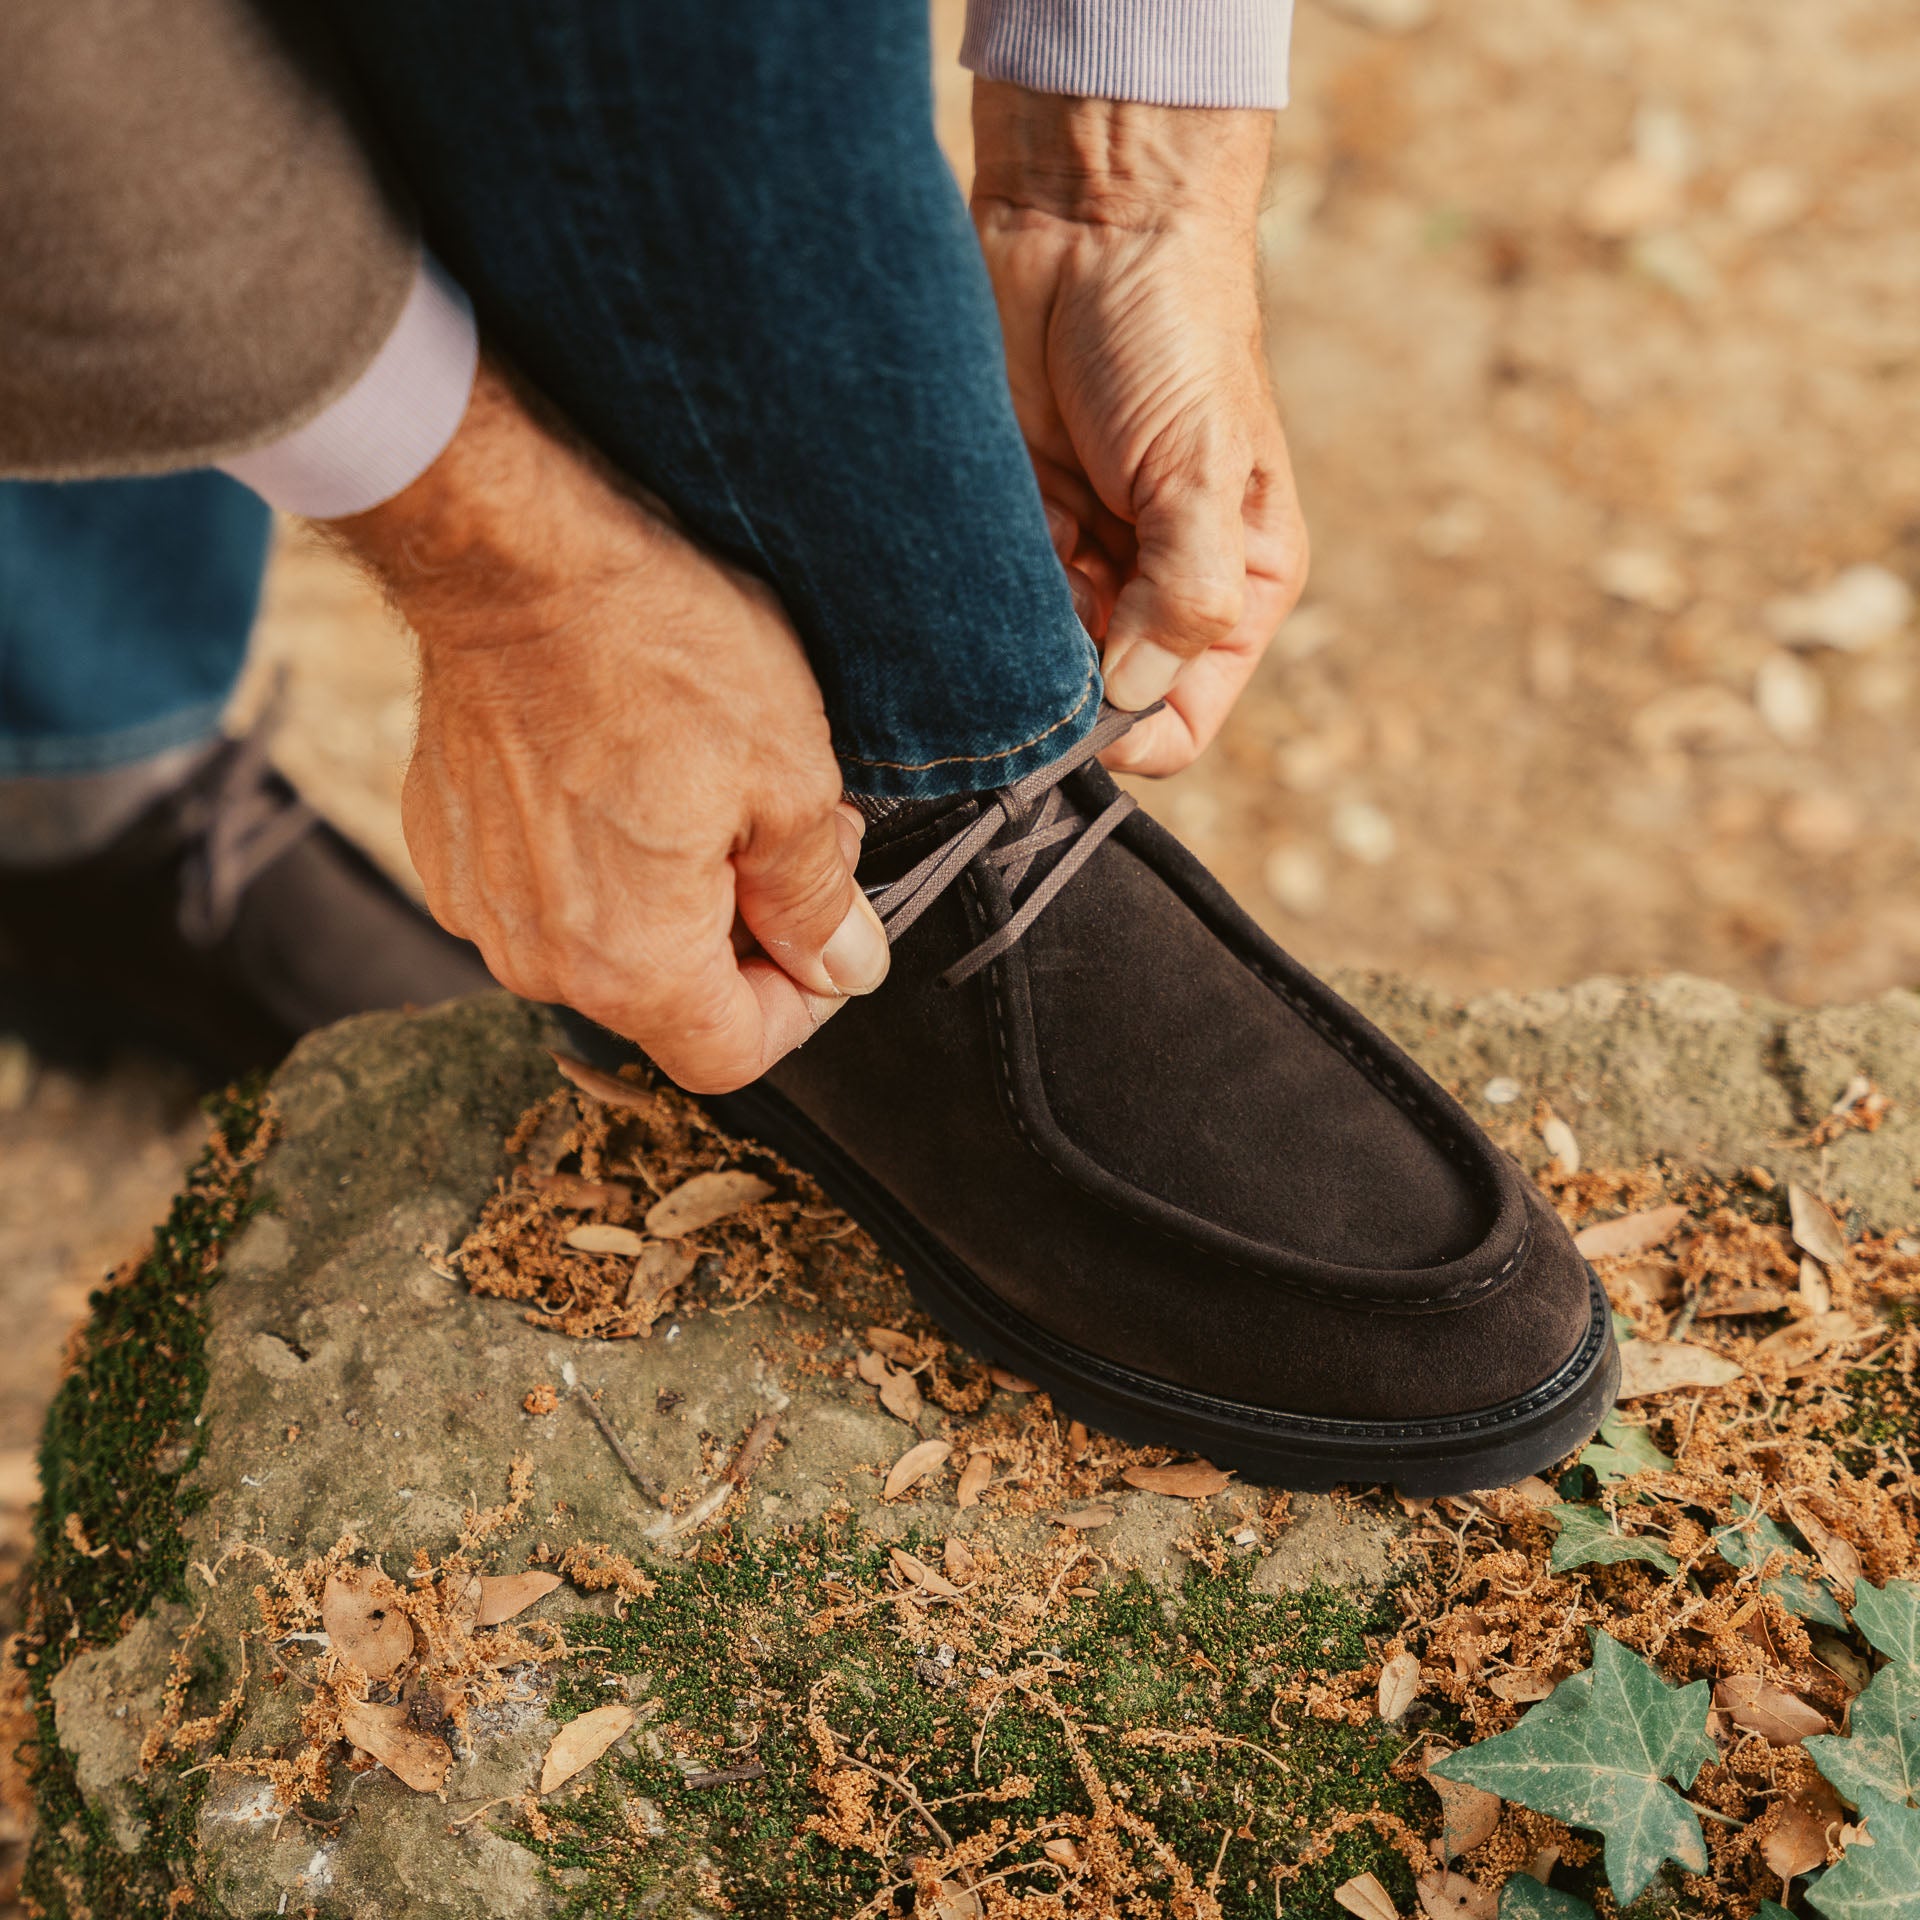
[1754,651,1824,743]
[1482,1077,1523,1106]
[1765,565,1913,653]
[1330,800,1397,866]
[1264,846,1329,916]
[1595,547,1687,612]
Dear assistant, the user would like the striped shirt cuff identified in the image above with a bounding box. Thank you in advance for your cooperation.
[961,0,1292,109]
[218,253,478,519]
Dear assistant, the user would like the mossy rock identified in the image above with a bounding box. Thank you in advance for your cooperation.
[20,980,1917,1918]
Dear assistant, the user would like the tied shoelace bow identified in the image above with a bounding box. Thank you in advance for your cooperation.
[866,701,1154,988]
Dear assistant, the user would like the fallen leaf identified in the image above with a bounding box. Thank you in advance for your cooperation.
[727,1413,780,1484]
[565,1223,646,1257]
[338,1695,452,1793]
[1066,1420,1089,1459]
[1751,1311,1867,1374]
[1788,1183,1851,1268]
[1046,1505,1117,1530]
[1714,1499,1848,1629]
[1697,1287,1792,1318]
[1122,1460,1233,1500]
[540,1703,637,1793]
[1549,1503,1679,1575]
[1810,1630,1873,1696]
[1616,1340,1742,1399]
[883,1438,950,1501]
[1379,1650,1423,1723]
[548,1052,657,1113]
[1579,1413,1674,1485]
[1333,1871,1401,1920]
[866,1327,918,1363]
[929,1883,982,1920]
[475,1571,564,1627]
[1799,1254,1833,1315]
[1716,1673,1829,1744]
[1415,1869,1496,1919]
[1808,1793,1920,1920]
[1762,1777,1842,1882]
[1852,1579,1920,1667]
[1574,1204,1689,1260]
[1041,1836,1080,1868]
[626,1240,697,1317]
[855,1349,892,1387]
[322,1566,414,1680]
[1782,1500,1862,1600]
[447,1572,483,1633]
[1488,1670,1557,1703]
[878,1369,924,1425]
[955,1451,992,1510]
[1499,1879,1595,1918]
[1421,1751,1501,1859]
[530,1172,630,1209]
[1538,1109,1581,1173]
[644,1170,774,1237]
[943,1536,975,1581]
[989,1367,1037,1393]
[1805,1655,1920,1810]
[890,1548,962,1600]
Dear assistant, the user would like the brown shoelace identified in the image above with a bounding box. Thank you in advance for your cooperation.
[867,702,1151,988]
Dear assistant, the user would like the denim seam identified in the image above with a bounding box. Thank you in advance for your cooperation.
[838,648,1099,772]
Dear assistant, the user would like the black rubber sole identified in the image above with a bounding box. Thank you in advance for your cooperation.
[695,1077,1621,1496]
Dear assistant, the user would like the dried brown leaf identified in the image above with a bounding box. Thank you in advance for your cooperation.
[1783,1499,1862,1599]
[1334,1872,1401,1920]
[1715,1673,1829,1744]
[1616,1339,1742,1398]
[855,1349,892,1387]
[564,1223,646,1257]
[644,1169,775,1237]
[1121,1459,1233,1500]
[626,1240,697,1317]
[889,1548,962,1600]
[540,1703,636,1793]
[1698,1287,1792,1319]
[943,1536,975,1581]
[474,1571,565,1627]
[548,1052,657,1113]
[877,1369,924,1425]
[1799,1254,1833,1314]
[1788,1183,1851,1268]
[1488,1669,1557,1704]
[529,1172,630,1209]
[866,1327,918,1362]
[1574,1203,1689,1260]
[1422,1751,1501,1859]
[1537,1109,1580,1173]
[322,1566,413,1680]
[989,1367,1038,1393]
[1047,1504,1117,1530]
[883,1438,950,1501]
[1379,1650,1423,1723]
[338,1694,451,1794]
[1041,1837,1081,1868]
[1763,1777,1843,1881]
[1416,1869,1496,1920]
[955,1451,992,1511]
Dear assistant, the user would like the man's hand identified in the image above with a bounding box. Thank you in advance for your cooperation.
[329,358,888,1094]
[971,82,1309,776]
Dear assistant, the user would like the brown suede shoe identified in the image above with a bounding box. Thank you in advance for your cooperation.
[572,708,1618,1493]
[0,731,493,1079]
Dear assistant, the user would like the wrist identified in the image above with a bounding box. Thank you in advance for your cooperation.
[971,80,1270,228]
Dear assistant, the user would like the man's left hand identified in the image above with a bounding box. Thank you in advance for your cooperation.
[972,81,1309,776]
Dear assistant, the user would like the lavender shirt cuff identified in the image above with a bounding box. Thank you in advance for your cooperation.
[218,253,477,519]
[961,0,1292,109]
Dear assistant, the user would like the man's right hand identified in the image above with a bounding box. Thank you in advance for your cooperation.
[329,357,888,1094]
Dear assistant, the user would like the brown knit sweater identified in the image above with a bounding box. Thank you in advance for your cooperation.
[0,0,416,479]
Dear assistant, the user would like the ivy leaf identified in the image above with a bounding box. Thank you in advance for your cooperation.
[1430,1630,1715,1907]
[1549,1503,1679,1577]
[1808,1662,1920,1810]
[1806,1791,1920,1920]
[1579,1415,1674,1488]
[1714,1497,1848,1630]
[1498,1877,1597,1918]
[1758,1905,1796,1920]
[1853,1580,1920,1669]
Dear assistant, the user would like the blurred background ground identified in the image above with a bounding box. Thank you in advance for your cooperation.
[2,0,1916,1887]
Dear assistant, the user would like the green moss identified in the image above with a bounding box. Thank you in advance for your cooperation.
[517,1525,1416,1919]
[18,1081,274,1920]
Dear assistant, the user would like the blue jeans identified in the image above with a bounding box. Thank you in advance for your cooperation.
[0,473,270,776]
[0,0,1095,800]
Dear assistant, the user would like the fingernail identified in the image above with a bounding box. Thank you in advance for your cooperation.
[1103,639,1184,711]
[1067,568,1098,630]
[821,890,891,995]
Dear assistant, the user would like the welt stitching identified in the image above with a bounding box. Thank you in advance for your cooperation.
[981,924,1528,1308]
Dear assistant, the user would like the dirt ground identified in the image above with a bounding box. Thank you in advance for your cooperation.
[1,2,1915,1889]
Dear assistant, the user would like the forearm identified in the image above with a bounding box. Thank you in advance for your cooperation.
[0,0,417,480]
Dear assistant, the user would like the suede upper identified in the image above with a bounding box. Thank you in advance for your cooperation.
[765,765,1596,1423]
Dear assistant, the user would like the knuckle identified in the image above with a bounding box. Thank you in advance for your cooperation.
[1170,574,1245,638]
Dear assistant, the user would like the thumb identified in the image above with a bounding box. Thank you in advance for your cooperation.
[734,802,890,999]
[1101,459,1249,711]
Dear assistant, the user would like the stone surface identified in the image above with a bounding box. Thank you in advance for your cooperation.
[34,977,1920,1914]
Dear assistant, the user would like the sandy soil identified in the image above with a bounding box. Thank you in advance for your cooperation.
[2,0,1914,1744]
